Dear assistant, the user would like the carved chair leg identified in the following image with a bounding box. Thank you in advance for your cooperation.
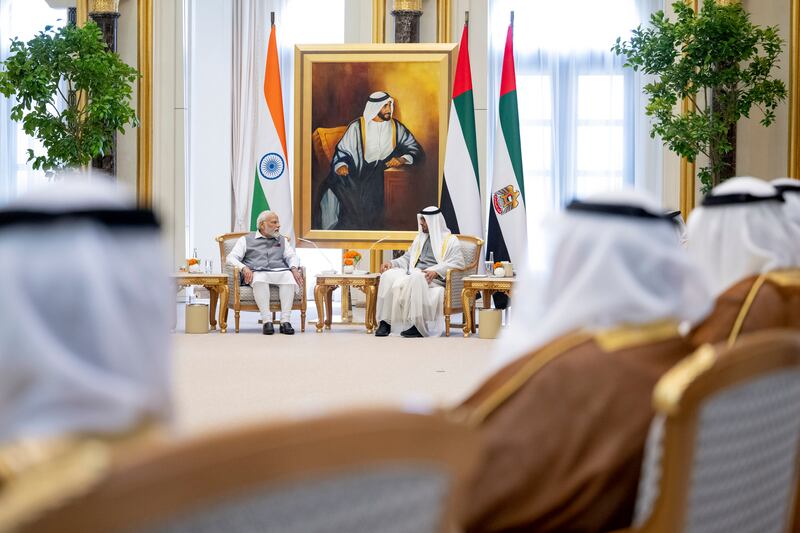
[445,314,451,337]
[301,311,306,332]
[235,310,240,333]
[272,311,276,323]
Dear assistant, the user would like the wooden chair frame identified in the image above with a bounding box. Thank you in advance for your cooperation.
[620,330,800,533]
[24,410,481,533]
[216,232,307,333]
[443,235,483,336]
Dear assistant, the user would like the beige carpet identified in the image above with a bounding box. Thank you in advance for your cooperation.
[172,303,497,436]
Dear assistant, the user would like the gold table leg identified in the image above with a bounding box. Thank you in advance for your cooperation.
[325,286,334,330]
[462,288,477,337]
[218,284,229,333]
[341,285,352,323]
[207,285,218,330]
[314,283,327,332]
[482,289,491,309]
[364,285,377,334]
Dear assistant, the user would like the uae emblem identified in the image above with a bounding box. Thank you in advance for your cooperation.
[492,185,520,215]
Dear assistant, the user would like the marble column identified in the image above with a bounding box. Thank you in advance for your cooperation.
[391,0,422,43]
[89,0,121,174]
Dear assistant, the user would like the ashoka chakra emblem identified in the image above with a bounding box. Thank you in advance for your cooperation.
[259,153,285,180]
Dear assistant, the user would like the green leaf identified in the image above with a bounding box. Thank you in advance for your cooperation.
[612,0,787,187]
[0,21,140,169]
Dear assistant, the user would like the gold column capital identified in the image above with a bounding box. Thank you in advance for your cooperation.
[89,0,120,14]
[393,0,422,11]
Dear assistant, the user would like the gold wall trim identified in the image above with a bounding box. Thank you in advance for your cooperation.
[436,0,452,43]
[373,0,386,43]
[791,0,800,179]
[679,0,698,218]
[137,0,153,207]
[77,0,89,25]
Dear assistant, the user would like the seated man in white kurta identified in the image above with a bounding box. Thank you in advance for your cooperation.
[375,206,465,338]
[226,211,303,335]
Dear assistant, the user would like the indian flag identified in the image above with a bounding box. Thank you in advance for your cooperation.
[250,21,294,240]
[486,19,526,265]
[440,22,482,241]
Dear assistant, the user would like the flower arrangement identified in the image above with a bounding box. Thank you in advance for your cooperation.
[493,261,503,270]
[186,257,202,273]
[343,250,362,267]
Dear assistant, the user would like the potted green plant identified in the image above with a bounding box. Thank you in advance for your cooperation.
[0,21,139,174]
[613,0,787,192]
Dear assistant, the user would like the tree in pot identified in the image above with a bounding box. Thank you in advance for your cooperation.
[0,21,139,174]
[613,0,787,193]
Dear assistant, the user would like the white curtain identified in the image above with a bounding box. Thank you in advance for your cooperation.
[0,0,67,204]
[488,0,663,264]
[231,0,343,232]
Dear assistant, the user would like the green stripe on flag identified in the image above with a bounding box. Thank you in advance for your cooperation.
[453,90,480,188]
[249,170,270,231]
[499,90,525,201]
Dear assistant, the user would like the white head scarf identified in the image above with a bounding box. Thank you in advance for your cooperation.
[494,189,713,369]
[0,178,172,444]
[363,91,394,122]
[687,176,794,297]
[415,206,452,263]
[666,210,688,247]
[772,178,800,264]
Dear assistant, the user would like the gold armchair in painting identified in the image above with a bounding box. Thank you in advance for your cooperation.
[444,235,483,337]
[215,232,307,333]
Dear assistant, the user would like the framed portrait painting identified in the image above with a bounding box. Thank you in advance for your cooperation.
[294,44,457,247]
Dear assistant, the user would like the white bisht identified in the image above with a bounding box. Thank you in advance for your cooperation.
[378,207,465,336]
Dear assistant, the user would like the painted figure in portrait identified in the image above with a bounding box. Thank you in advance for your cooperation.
[318,91,424,230]
[307,58,444,234]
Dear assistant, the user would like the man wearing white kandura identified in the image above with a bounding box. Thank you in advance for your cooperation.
[226,211,303,335]
[375,206,465,338]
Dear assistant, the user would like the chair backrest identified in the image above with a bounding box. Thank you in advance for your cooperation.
[216,232,249,268]
[311,126,347,170]
[23,410,480,533]
[633,330,800,533]
[454,234,482,274]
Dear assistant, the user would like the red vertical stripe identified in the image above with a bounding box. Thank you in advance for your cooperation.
[452,23,472,99]
[499,23,517,97]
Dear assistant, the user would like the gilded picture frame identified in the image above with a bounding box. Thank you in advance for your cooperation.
[293,43,457,248]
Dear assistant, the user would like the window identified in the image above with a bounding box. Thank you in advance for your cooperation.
[490,0,661,256]
[0,0,67,203]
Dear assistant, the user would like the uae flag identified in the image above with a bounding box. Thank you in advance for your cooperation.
[440,22,482,240]
[486,19,526,264]
[250,21,294,239]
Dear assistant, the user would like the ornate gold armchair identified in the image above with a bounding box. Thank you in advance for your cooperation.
[20,410,481,533]
[444,235,483,336]
[622,330,800,533]
[216,232,307,333]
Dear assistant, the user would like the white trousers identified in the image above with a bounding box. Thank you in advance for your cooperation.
[376,268,445,337]
[252,282,295,323]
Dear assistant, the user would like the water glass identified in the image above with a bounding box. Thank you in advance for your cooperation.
[204,259,214,274]
[484,260,494,274]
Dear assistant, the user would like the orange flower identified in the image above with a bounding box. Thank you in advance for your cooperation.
[344,258,354,266]
[187,258,199,266]
[494,261,503,269]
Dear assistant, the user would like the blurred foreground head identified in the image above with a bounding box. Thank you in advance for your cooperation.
[495,189,713,368]
[688,176,794,297]
[0,174,172,444]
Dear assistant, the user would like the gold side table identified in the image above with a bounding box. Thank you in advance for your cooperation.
[314,273,380,333]
[172,273,230,333]
[461,276,515,337]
